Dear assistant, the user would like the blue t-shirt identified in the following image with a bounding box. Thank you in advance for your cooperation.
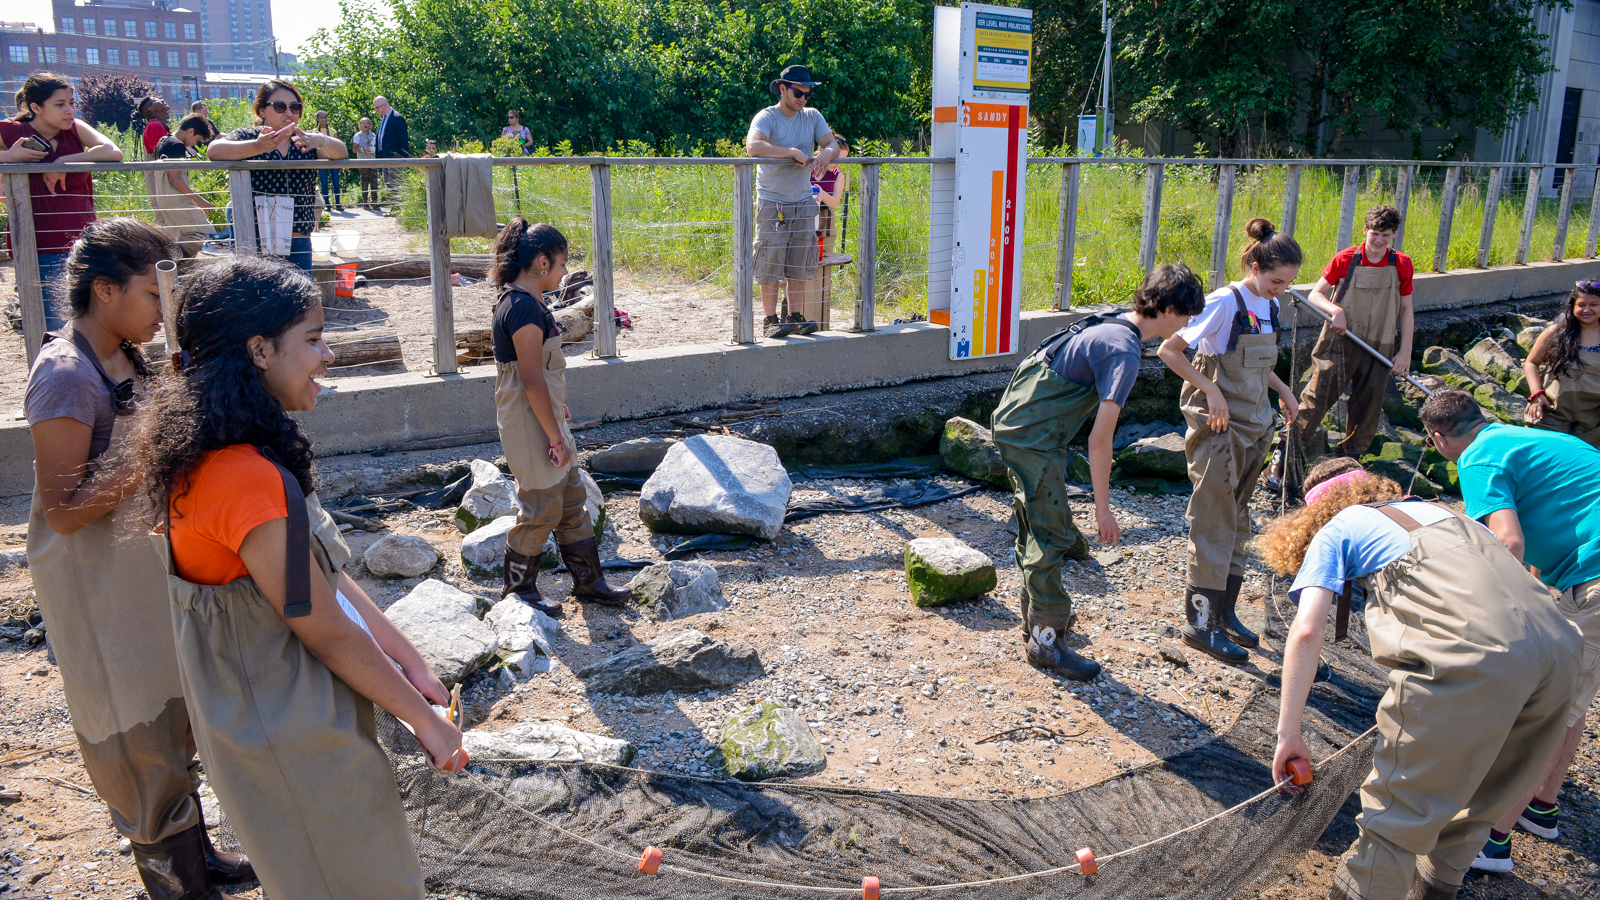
[1288,501,1455,604]
[1457,423,1600,591]
[1048,318,1143,407]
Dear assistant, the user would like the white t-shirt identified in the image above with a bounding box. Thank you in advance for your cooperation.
[1177,282,1276,355]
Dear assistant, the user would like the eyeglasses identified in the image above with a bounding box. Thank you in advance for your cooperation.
[786,85,813,100]
[267,100,304,115]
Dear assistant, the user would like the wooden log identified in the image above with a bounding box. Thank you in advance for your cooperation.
[353,254,494,281]
[326,327,403,367]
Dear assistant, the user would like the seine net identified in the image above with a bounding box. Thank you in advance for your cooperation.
[357,594,1384,900]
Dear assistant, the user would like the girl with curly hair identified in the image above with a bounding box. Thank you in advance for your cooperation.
[128,256,460,899]
[1257,459,1579,900]
[1523,283,1600,446]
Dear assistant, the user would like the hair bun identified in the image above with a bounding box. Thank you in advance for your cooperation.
[1245,217,1276,241]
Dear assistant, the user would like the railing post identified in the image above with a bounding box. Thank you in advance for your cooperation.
[228,168,257,255]
[589,163,617,358]
[1517,166,1543,265]
[732,163,755,344]
[1281,164,1301,237]
[4,174,45,365]
[1432,165,1462,273]
[1553,167,1576,261]
[1053,162,1080,310]
[1477,166,1506,269]
[854,162,881,332]
[1138,162,1164,274]
[423,163,456,375]
[1587,170,1600,259]
[1393,165,1415,251]
[1208,164,1237,291]
[1337,164,1360,250]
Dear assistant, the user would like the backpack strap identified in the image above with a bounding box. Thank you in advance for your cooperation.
[270,460,314,619]
[1034,311,1141,366]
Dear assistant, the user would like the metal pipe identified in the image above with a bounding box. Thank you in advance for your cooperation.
[1286,289,1432,396]
[155,259,179,360]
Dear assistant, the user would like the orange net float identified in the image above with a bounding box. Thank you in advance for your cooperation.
[1076,846,1098,876]
[862,875,881,900]
[1287,758,1314,786]
[638,846,662,875]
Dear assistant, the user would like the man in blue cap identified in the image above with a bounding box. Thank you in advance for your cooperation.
[746,64,843,339]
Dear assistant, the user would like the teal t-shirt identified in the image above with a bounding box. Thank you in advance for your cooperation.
[1457,423,1600,591]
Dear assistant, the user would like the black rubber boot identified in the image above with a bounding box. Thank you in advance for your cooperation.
[132,824,233,900]
[504,546,563,618]
[192,794,253,885]
[1220,574,1259,649]
[1019,587,1074,643]
[1023,609,1101,681]
[559,537,631,606]
[1181,585,1248,664]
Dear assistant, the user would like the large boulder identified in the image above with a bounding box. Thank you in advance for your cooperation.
[384,579,498,685]
[1420,347,1487,390]
[1474,381,1529,424]
[588,437,678,475]
[639,435,791,540]
[938,416,1011,489]
[1464,337,1523,388]
[627,561,726,621]
[714,701,826,781]
[904,537,997,607]
[462,722,636,766]
[1359,443,1441,499]
[461,517,560,577]
[363,534,439,578]
[455,460,520,533]
[1517,326,1545,355]
[484,596,560,678]
[577,628,763,696]
[1115,432,1188,480]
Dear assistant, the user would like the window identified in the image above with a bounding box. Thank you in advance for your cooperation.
[145,21,157,38]
[143,49,155,66]
[60,17,74,33]
[6,46,26,64]
[64,47,78,63]
[125,20,136,37]
[104,19,116,36]
[166,50,179,68]
[183,22,196,40]
[186,51,198,68]
[43,46,55,63]
[85,48,99,65]
[82,18,95,35]
[107,48,119,65]
[164,22,177,39]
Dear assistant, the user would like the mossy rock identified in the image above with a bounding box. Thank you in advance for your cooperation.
[904,537,998,607]
[1067,452,1092,484]
[714,701,826,781]
[939,417,1011,490]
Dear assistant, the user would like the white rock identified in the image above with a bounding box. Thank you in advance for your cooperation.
[461,722,637,766]
[0,547,28,571]
[362,534,439,578]
[626,560,726,621]
[455,459,519,533]
[461,516,518,576]
[485,596,560,677]
[384,579,498,685]
[639,435,792,540]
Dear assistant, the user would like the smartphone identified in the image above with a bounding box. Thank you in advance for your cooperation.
[23,135,50,153]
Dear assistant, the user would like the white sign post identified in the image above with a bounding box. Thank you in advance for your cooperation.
[927,3,1033,361]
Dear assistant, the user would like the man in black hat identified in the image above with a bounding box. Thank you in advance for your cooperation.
[746,64,843,339]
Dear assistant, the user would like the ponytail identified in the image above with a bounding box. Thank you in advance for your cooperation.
[1238,216,1303,275]
[490,218,569,287]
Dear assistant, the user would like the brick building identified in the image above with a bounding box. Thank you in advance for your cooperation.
[2,0,212,107]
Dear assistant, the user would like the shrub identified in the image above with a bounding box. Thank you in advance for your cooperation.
[76,72,156,132]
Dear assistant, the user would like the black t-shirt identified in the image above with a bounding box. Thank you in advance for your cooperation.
[223,126,320,235]
[492,286,558,363]
[153,135,189,160]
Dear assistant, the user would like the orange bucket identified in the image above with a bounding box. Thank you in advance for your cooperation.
[334,262,358,298]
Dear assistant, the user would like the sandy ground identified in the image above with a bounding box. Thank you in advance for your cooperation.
[0,431,1594,898]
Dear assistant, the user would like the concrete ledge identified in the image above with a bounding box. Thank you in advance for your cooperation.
[0,257,1594,496]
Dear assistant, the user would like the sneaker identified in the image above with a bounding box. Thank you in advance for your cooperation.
[1517,801,1559,839]
[786,312,819,336]
[1470,835,1513,873]
[762,314,792,339]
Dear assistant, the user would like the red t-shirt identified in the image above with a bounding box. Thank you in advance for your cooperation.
[0,120,96,255]
[169,445,289,586]
[1321,244,1414,297]
[141,119,168,155]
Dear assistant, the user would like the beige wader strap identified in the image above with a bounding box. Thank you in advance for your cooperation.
[1330,246,1396,308]
[271,460,313,619]
[1340,500,1474,640]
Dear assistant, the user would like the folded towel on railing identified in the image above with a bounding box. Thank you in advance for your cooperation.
[439,153,497,239]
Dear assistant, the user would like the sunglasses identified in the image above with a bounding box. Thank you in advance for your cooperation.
[786,85,813,100]
[267,100,304,115]
[1577,280,1600,291]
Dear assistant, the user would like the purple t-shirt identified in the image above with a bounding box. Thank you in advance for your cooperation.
[25,333,118,460]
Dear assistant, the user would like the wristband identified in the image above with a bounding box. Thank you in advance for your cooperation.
[1528,389,1547,402]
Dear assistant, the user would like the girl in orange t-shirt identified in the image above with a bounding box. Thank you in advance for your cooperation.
[130,256,459,899]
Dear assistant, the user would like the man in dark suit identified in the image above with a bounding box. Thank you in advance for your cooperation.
[372,95,410,215]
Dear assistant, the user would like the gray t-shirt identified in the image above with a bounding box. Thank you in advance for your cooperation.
[1048,318,1143,407]
[25,333,118,460]
[747,105,832,203]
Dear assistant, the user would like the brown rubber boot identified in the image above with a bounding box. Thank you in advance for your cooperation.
[504,545,562,618]
[132,824,235,900]
[191,794,253,885]
[1220,573,1259,649]
[559,537,631,605]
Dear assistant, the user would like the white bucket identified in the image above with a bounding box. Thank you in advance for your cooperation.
[331,231,361,256]
[310,233,333,262]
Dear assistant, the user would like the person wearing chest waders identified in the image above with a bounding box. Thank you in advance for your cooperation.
[1158,217,1301,664]
[24,219,254,899]
[1259,458,1579,900]
[1524,282,1600,447]
[490,219,631,617]
[992,263,1206,680]
[127,257,465,900]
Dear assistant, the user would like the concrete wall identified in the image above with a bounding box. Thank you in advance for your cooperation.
[2,257,1598,497]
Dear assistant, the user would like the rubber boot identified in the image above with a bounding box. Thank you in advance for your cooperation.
[1019,587,1074,643]
[132,824,234,900]
[1181,585,1248,664]
[559,537,631,605]
[1220,574,1259,649]
[1023,608,1101,681]
[192,793,253,884]
[504,546,563,618]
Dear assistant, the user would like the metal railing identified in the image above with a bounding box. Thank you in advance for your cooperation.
[4,155,1599,375]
